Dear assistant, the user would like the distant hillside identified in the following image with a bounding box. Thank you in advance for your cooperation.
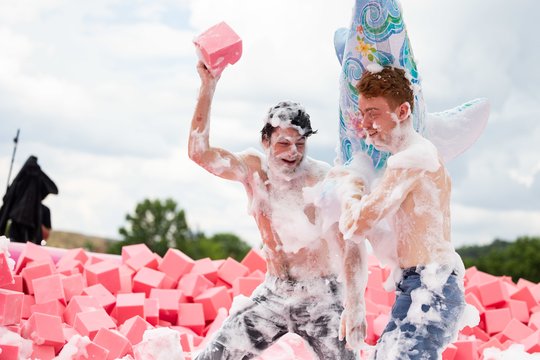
[46,230,116,254]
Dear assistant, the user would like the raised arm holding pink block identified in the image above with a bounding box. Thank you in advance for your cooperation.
[193,21,242,77]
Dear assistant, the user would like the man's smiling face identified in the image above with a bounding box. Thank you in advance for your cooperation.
[265,126,306,174]
[359,94,402,151]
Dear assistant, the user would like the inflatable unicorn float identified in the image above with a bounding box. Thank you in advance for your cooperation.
[335,0,490,169]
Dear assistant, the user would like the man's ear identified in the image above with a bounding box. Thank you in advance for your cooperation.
[262,137,270,149]
[398,102,411,121]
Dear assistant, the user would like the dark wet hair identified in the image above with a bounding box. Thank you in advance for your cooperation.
[260,101,317,142]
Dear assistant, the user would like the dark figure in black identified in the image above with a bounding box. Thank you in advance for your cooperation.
[0,155,58,244]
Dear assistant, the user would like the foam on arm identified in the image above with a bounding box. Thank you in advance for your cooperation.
[188,71,250,183]
[341,167,422,239]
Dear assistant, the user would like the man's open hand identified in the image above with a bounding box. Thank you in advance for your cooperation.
[339,303,367,350]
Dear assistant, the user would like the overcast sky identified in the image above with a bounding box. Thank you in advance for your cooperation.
[1,0,539,249]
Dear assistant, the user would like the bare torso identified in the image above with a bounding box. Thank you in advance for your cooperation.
[243,153,334,280]
[394,161,453,268]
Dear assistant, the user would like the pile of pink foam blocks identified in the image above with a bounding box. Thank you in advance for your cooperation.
[0,242,539,359]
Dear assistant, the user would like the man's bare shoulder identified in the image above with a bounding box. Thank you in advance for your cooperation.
[237,148,266,173]
[304,156,331,177]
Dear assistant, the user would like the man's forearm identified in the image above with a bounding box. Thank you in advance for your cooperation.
[188,84,215,160]
[343,240,367,304]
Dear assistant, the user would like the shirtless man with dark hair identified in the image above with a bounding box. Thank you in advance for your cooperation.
[189,61,363,360]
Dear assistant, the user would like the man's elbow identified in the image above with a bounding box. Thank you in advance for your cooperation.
[188,144,205,166]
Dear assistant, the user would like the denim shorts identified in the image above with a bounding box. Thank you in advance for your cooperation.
[374,267,465,360]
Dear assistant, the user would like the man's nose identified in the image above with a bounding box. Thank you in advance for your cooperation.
[361,116,371,129]
[288,145,298,154]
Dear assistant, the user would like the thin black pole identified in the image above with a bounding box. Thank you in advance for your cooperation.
[6,129,20,191]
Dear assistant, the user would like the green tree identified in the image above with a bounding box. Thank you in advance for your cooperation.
[108,198,251,261]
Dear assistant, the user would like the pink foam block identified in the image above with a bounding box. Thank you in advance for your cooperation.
[118,264,135,294]
[83,342,110,360]
[193,21,242,77]
[217,257,249,286]
[121,243,152,263]
[14,242,53,274]
[507,299,530,324]
[484,308,512,335]
[250,270,265,279]
[465,293,485,315]
[364,313,377,345]
[215,278,232,289]
[0,288,23,325]
[213,259,225,269]
[62,273,85,303]
[30,344,56,360]
[194,286,232,321]
[21,261,54,294]
[478,279,509,307]
[57,248,89,266]
[126,250,159,272]
[241,248,267,274]
[529,284,540,303]
[477,338,504,355]
[84,256,103,266]
[510,286,538,310]
[452,340,477,360]
[499,318,535,343]
[116,292,146,325]
[373,313,390,338]
[158,248,195,283]
[0,344,20,359]
[22,313,65,352]
[144,298,159,326]
[191,258,218,284]
[160,274,177,290]
[523,330,540,354]
[366,288,395,307]
[82,284,116,313]
[56,258,84,276]
[93,328,132,360]
[119,315,153,345]
[22,294,35,320]
[132,267,165,296]
[32,274,66,305]
[199,308,228,347]
[441,343,457,360]
[366,266,385,289]
[64,295,102,326]
[466,269,499,288]
[0,274,22,292]
[178,273,214,300]
[149,288,186,324]
[472,326,490,342]
[529,312,540,331]
[31,299,65,318]
[0,253,14,287]
[73,309,117,340]
[255,333,313,360]
[85,260,121,295]
[178,303,205,335]
[62,324,78,342]
[232,277,263,297]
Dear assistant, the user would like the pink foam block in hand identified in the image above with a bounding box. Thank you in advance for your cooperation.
[193,21,242,77]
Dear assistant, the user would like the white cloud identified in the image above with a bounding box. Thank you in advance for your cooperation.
[91,23,195,59]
